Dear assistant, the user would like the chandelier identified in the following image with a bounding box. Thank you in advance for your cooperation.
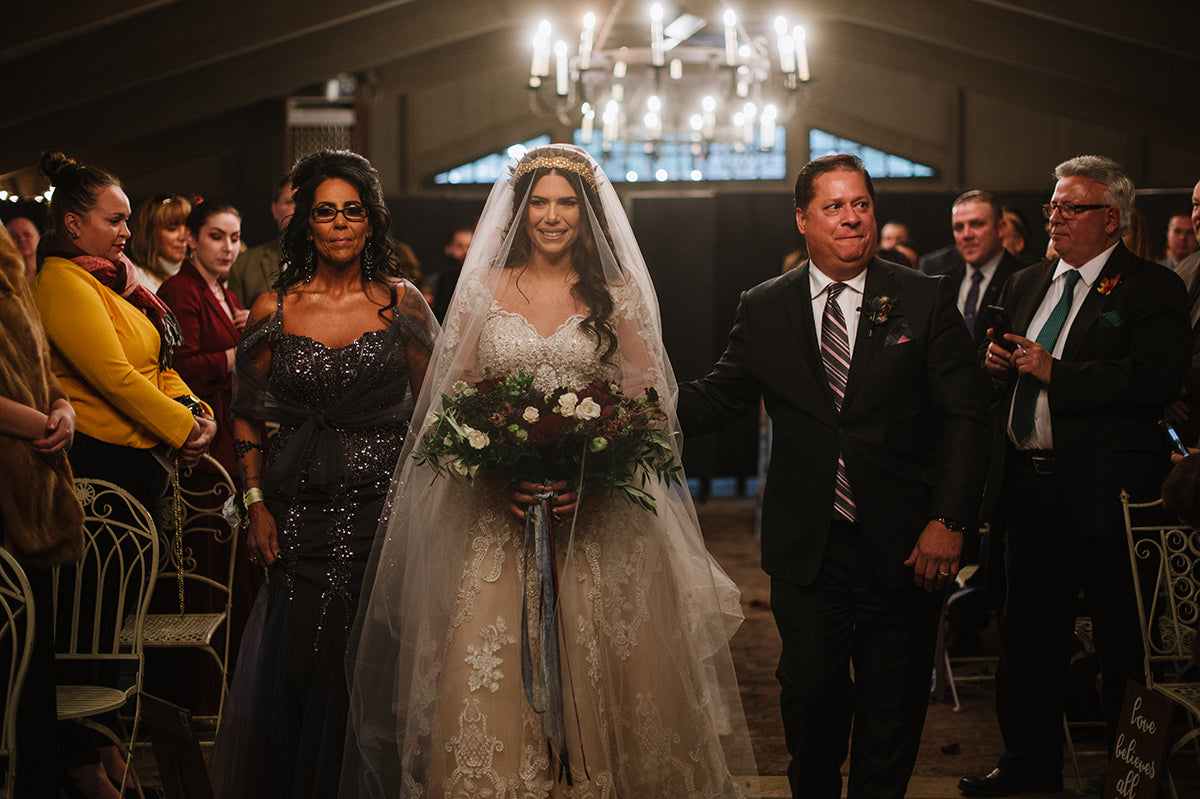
[527,2,811,154]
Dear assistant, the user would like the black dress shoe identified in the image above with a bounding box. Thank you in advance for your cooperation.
[958,768,1062,797]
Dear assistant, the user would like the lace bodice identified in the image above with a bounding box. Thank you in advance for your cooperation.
[476,301,617,393]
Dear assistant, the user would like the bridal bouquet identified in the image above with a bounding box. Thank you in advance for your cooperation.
[412,371,681,513]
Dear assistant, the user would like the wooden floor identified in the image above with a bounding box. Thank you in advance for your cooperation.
[698,497,1120,799]
[134,495,1198,797]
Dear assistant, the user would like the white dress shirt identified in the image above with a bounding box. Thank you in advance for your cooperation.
[808,262,868,357]
[1008,242,1118,450]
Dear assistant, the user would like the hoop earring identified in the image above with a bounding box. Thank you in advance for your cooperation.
[361,239,375,275]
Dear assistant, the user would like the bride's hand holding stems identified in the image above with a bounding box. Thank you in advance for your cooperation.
[508,479,578,522]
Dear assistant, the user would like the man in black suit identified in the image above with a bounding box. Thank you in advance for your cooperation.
[678,154,992,799]
[959,155,1191,797]
[947,191,1025,341]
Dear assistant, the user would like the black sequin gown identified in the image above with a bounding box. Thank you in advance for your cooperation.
[211,287,435,799]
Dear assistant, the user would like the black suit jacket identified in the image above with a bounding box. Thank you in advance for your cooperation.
[678,257,992,588]
[991,242,1191,536]
[917,245,964,276]
[948,251,1026,341]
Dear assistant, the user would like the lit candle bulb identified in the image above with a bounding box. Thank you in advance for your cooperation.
[650,4,665,67]
[701,95,716,139]
[776,17,796,74]
[670,58,683,80]
[555,40,569,96]
[794,25,810,82]
[761,104,778,149]
[647,95,663,139]
[530,19,552,84]
[581,102,594,143]
[723,9,737,66]
[603,99,620,144]
[580,12,595,70]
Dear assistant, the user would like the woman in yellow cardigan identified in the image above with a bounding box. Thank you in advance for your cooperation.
[33,152,216,511]
[32,151,216,799]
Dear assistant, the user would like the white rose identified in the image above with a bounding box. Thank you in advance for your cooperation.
[463,426,490,450]
[557,392,579,417]
[450,459,470,477]
[443,435,453,447]
[575,397,601,420]
[522,406,540,423]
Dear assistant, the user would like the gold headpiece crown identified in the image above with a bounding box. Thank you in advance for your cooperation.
[512,154,597,190]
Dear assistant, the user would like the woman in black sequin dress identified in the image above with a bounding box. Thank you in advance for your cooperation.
[210,150,436,798]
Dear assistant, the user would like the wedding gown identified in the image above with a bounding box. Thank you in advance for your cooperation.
[373,283,748,797]
[342,143,754,799]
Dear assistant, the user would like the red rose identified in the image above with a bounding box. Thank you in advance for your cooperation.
[529,413,571,446]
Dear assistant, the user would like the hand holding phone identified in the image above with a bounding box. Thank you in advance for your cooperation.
[984,305,1017,352]
[1160,420,1192,457]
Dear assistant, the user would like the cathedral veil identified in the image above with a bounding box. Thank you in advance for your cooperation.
[340,144,756,797]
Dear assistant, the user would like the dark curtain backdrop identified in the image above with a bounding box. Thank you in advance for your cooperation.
[221,187,1191,483]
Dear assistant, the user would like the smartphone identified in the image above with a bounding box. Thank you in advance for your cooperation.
[984,305,1017,352]
[1160,420,1191,456]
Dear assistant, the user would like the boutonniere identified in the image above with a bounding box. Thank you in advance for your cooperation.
[862,295,897,336]
[1097,274,1121,295]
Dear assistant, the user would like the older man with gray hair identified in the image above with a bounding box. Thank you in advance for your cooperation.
[959,155,1191,797]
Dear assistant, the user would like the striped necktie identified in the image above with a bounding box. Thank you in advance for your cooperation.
[821,283,856,522]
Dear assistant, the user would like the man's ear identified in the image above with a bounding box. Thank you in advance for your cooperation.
[795,208,807,236]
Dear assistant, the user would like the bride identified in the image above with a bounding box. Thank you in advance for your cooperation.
[341,144,756,797]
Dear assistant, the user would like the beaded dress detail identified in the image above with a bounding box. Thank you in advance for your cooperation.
[212,283,435,799]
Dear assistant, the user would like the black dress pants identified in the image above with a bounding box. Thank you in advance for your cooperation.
[995,454,1144,781]
[771,520,944,799]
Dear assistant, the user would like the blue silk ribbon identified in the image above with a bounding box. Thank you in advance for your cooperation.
[520,488,574,785]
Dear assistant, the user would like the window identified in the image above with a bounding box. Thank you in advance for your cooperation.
[572,128,787,183]
[809,129,935,178]
[433,136,552,185]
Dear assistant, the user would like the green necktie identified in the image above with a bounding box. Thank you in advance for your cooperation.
[1010,269,1082,442]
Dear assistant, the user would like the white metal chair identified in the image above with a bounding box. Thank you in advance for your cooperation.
[1122,493,1200,799]
[121,454,239,733]
[0,547,35,798]
[54,479,159,798]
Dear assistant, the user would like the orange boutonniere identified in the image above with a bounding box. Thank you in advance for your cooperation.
[1097,275,1121,295]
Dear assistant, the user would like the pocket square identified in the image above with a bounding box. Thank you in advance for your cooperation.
[884,319,914,346]
[1100,310,1125,327]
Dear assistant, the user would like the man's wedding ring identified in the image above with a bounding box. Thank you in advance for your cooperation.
[938,570,949,577]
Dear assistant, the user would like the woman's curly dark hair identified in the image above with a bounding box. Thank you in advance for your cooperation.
[276,149,398,290]
[506,148,618,364]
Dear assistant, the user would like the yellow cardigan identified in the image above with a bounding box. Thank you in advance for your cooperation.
[34,256,198,450]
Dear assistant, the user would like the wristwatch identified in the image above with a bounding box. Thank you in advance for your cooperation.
[931,516,966,533]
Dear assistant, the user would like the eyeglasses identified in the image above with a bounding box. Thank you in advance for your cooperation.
[1041,202,1110,220]
[310,203,368,223]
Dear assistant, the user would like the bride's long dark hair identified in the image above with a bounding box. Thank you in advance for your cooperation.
[505,151,619,364]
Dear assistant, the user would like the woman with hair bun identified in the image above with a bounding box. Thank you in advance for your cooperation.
[128,193,191,290]
[210,149,436,798]
[33,151,215,797]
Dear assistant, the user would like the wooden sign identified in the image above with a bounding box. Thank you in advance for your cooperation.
[1104,680,1173,799]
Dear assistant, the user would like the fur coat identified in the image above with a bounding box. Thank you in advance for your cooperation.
[0,228,82,567]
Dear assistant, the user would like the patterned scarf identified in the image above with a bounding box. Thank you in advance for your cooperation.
[39,232,182,367]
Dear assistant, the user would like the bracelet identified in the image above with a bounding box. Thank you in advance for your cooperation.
[931,516,966,533]
[243,488,265,507]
